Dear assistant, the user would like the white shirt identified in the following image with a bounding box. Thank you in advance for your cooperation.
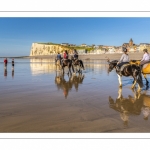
[119,54,129,63]
[141,53,150,61]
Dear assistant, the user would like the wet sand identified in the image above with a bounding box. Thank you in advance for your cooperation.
[0,59,150,132]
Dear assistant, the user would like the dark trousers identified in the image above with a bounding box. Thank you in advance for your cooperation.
[117,62,129,68]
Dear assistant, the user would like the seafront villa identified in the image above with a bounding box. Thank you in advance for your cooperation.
[30,38,150,56]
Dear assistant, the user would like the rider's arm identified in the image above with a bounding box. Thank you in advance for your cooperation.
[118,54,124,63]
[141,54,146,61]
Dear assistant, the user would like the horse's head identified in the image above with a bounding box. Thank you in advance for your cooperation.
[108,60,118,72]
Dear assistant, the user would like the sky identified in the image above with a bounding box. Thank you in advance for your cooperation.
[0,17,150,56]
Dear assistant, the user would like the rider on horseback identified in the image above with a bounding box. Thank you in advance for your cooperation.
[55,52,62,64]
[116,47,130,74]
[61,50,69,65]
[139,49,150,70]
[73,49,78,64]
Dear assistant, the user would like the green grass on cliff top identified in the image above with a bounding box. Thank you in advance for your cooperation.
[37,42,95,51]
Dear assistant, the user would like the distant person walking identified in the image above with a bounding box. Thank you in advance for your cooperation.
[12,59,14,71]
[4,58,8,69]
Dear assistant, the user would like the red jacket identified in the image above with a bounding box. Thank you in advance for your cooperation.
[64,53,68,59]
[4,59,8,64]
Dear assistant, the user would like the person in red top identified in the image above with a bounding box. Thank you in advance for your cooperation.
[63,50,68,59]
[4,58,8,68]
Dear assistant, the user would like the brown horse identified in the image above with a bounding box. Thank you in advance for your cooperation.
[71,56,85,73]
[55,59,62,71]
[56,58,74,75]
[130,60,150,85]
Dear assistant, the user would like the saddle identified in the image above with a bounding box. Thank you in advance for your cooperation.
[117,63,130,75]
[120,63,130,72]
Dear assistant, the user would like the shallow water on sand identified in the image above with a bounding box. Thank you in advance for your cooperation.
[1,58,150,132]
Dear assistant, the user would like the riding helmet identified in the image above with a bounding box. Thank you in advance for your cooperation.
[122,47,127,52]
[143,49,148,52]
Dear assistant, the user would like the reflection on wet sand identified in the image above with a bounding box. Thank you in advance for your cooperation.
[12,70,14,78]
[109,87,150,126]
[55,73,84,98]
[30,59,55,75]
[4,68,7,78]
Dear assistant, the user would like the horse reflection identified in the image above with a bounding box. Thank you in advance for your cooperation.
[109,87,150,126]
[55,73,84,98]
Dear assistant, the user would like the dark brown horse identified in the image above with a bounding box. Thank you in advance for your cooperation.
[108,59,143,90]
[71,56,85,73]
[60,58,74,75]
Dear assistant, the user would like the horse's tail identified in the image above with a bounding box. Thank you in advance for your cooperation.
[136,67,143,88]
[80,60,85,70]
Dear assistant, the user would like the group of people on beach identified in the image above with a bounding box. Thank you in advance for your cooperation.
[116,47,150,72]
[56,48,150,71]
[55,49,78,66]
[4,58,15,70]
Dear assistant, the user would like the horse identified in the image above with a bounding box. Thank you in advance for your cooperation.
[130,60,150,85]
[70,56,85,73]
[108,59,143,90]
[56,58,74,75]
[55,58,62,71]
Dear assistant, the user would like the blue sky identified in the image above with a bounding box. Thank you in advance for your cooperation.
[0,17,150,56]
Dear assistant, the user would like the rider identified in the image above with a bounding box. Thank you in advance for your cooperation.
[139,49,150,69]
[62,50,68,65]
[73,49,78,64]
[73,49,78,60]
[116,47,130,71]
[63,50,68,59]
[55,52,62,64]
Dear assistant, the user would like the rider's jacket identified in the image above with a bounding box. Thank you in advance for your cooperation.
[63,53,68,59]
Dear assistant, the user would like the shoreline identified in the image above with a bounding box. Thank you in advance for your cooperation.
[0,52,143,60]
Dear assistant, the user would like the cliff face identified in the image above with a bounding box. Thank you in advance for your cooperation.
[30,43,73,56]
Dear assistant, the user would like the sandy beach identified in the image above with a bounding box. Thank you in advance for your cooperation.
[27,52,143,61]
[0,58,150,132]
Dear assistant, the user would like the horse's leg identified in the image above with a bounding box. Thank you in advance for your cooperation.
[117,87,122,99]
[72,64,75,74]
[117,74,122,87]
[68,63,72,75]
[143,74,149,85]
[81,60,85,70]
[132,76,137,89]
[62,66,64,74]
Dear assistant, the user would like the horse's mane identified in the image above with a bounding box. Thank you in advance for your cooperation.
[111,60,118,63]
